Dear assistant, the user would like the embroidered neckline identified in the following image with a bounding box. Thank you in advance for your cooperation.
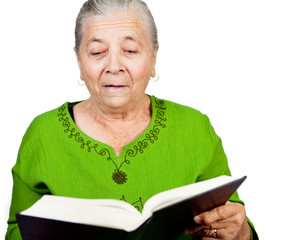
[57,96,167,184]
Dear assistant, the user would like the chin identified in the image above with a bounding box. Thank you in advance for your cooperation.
[104,96,132,110]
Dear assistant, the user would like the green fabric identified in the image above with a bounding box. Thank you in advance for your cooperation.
[5,96,257,239]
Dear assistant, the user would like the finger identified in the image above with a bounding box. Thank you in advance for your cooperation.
[194,202,244,225]
[184,222,226,236]
[184,224,207,235]
[186,227,227,239]
[185,217,228,235]
[184,226,211,237]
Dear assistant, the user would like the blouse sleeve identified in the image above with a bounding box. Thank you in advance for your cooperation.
[5,118,49,240]
[5,173,43,240]
[197,115,259,240]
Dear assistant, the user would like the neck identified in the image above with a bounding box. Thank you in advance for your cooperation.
[87,94,151,122]
[73,95,152,156]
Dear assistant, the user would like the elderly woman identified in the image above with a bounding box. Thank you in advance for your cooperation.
[6,0,258,239]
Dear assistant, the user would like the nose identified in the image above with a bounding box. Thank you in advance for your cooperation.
[105,52,125,74]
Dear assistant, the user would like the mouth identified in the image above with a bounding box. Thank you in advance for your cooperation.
[103,85,127,88]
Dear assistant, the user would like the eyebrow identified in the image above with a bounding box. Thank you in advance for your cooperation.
[122,35,142,47]
[122,36,137,42]
[88,38,105,45]
[87,35,141,48]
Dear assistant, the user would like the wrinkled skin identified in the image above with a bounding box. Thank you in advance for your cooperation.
[184,202,251,239]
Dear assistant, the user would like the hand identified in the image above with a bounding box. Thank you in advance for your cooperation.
[184,201,251,239]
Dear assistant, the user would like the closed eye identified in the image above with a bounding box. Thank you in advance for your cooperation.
[125,50,138,55]
[91,52,102,56]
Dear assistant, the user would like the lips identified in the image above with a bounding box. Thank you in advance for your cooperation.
[103,84,127,88]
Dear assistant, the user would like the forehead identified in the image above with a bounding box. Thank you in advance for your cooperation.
[82,12,148,44]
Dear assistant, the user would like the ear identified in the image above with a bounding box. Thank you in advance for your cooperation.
[74,47,84,80]
[151,44,159,78]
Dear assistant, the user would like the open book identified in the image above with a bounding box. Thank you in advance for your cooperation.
[16,175,246,240]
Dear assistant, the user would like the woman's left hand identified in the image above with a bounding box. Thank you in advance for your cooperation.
[184,201,251,239]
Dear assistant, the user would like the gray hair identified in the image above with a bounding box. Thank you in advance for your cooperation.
[74,0,158,54]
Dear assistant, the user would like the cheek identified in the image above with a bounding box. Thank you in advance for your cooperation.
[81,61,102,83]
[129,59,152,83]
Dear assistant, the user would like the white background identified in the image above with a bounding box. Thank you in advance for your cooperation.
[1,0,281,239]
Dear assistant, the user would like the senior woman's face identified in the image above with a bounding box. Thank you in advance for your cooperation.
[76,11,158,109]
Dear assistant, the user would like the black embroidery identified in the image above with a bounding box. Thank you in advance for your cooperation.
[57,97,167,185]
[112,170,127,184]
[121,98,167,170]
[120,195,144,212]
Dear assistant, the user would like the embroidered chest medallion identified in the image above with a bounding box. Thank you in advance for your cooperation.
[57,97,167,184]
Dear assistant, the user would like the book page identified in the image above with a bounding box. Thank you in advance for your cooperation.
[142,175,242,217]
[21,195,145,232]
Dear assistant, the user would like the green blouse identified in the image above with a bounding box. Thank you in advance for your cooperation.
[5,96,257,239]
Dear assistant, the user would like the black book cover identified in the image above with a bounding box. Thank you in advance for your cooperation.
[17,176,246,240]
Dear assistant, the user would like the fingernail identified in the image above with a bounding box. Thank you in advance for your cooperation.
[184,229,191,234]
[194,215,201,224]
